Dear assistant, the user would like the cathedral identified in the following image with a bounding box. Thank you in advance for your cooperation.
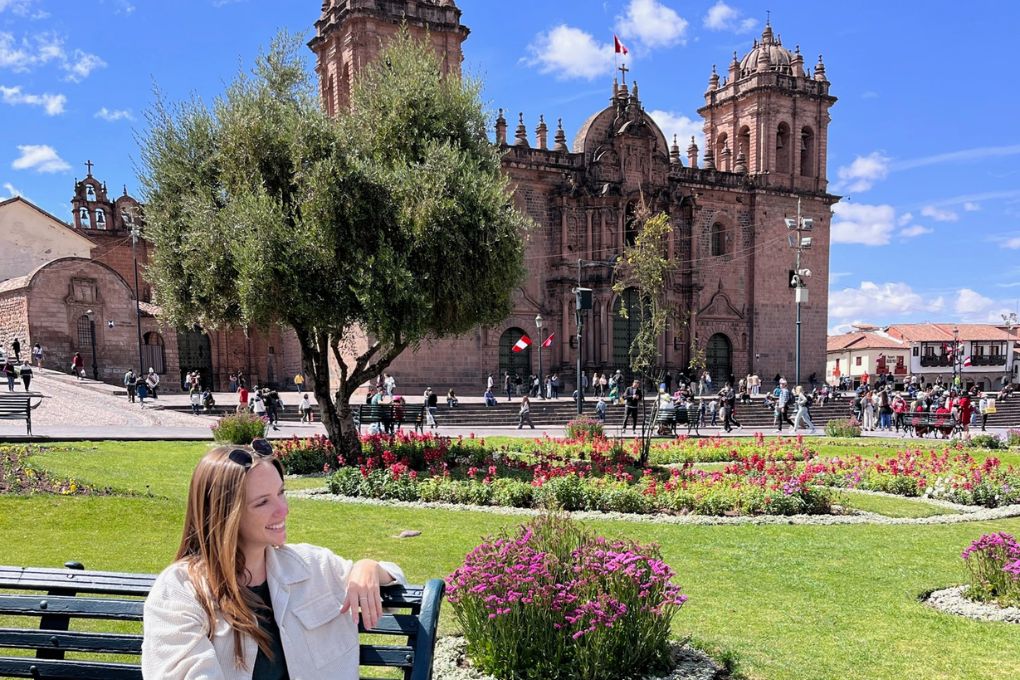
[310,0,837,391]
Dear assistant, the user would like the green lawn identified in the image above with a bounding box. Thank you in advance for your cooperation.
[834,489,953,518]
[7,440,1020,679]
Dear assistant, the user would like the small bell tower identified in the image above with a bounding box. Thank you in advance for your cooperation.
[309,0,469,116]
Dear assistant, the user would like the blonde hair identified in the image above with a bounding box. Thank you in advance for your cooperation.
[176,445,284,667]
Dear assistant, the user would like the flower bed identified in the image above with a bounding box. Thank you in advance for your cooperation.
[961,532,1020,607]
[1,445,102,496]
[445,515,687,680]
[648,433,814,465]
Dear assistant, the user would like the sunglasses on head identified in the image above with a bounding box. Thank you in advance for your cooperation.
[227,438,274,469]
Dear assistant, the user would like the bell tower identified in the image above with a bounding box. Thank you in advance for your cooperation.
[697,20,836,192]
[308,0,469,116]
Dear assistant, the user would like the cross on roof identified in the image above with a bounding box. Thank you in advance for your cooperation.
[618,63,629,84]
[85,159,94,176]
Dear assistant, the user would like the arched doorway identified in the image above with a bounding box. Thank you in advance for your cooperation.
[177,328,213,390]
[706,333,732,386]
[499,327,532,383]
[612,288,642,378]
[142,332,166,375]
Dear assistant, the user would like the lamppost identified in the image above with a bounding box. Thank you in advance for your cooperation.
[85,309,98,380]
[535,314,544,399]
[123,207,145,377]
[785,198,814,386]
[952,324,960,390]
[574,257,617,414]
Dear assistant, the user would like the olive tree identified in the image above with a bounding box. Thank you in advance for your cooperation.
[139,32,528,455]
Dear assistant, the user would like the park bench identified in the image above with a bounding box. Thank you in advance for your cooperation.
[355,404,426,434]
[0,392,42,435]
[0,561,445,680]
[907,412,960,438]
[653,405,696,436]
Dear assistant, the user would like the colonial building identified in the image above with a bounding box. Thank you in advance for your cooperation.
[0,165,301,391]
[310,0,837,391]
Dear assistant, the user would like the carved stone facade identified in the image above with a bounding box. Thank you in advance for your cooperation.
[309,1,838,392]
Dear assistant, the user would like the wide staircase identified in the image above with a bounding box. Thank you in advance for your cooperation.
[163,393,1020,430]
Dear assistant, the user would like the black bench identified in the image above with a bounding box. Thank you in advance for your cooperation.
[355,404,426,434]
[0,561,445,680]
[0,393,42,435]
[907,412,960,438]
[653,405,696,436]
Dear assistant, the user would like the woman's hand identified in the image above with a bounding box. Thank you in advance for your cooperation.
[341,559,389,630]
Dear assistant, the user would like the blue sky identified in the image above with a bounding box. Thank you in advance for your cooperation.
[2,0,1019,334]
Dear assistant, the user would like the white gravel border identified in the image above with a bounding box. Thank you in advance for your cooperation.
[288,489,1020,526]
[432,636,725,680]
[924,586,1020,624]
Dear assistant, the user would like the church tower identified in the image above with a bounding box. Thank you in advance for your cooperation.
[308,0,469,116]
[697,20,836,193]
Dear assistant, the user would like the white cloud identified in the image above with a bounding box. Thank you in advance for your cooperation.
[95,106,133,122]
[525,25,615,80]
[1003,237,1020,249]
[616,0,689,48]
[647,109,704,159]
[964,201,980,211]
[920,205,958,222]
[2,181,24,198]
[897,212,913,226]
[830,201,896,246]
[63,50,105,82]
[834,151,890,193]
[955,288,995,316]
[11,144,69,173]
[0,31,62,71]
[0,85,65,114]
[703,1,757,33]
[899,225,932,238]
[829,281,943,319]
[0,0,43,18]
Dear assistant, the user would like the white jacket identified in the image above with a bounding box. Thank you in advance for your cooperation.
[141,543,404,680]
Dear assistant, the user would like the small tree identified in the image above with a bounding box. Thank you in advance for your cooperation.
[139,32,528,456]
[613,202,676,466]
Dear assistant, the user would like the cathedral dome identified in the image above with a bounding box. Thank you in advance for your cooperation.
[737,23,795,76]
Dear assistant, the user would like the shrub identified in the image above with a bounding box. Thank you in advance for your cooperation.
[446,515,686,680]
[967,433,1004,450]
[211,412,265,444]
[565,417,605,441]
[275,435,336,474]
[825,417,862,438]
[962,532,1020,606]
[1007,429,1020,448]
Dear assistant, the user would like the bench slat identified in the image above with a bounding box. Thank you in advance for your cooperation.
[357,613,419,636]
[360,644,415,667]
[0,629,141,655]
[0,657,142,680]
[0,595,143,621]
[0,567,155,597]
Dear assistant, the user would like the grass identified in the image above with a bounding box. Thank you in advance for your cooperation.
[7,440,1020,679]
[834,489,953,518]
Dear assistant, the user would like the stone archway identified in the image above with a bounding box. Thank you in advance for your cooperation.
[499,327,532,383]
[706,333,732,386]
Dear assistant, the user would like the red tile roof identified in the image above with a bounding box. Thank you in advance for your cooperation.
[886,323,1015,342]
[826,332,904,352]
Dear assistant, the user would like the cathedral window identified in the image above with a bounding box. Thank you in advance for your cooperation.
[716,133,728,171]
[76,315,93,350]
[95,209,106,228]
[737,126,751,165]
[776,123,791,174]
[800,126,815,177]
[710,222,729,257]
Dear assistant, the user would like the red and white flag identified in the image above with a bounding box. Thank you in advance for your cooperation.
[963,355,972,367]
[542,333,555,348]
[614,34,629,55]
[512,335,531,353]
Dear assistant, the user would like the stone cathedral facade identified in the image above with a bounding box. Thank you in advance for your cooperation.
[311,0,837,391]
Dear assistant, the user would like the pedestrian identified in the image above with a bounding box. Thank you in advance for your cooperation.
[146,368,160,399]
[237,385,250,413]
[979,394,992,431]
[124,369,137,403]
[71,352,84,380]
[31,342,42,368]
[517,395,535,429]
[544,376,552,400]
[504,371,513,402]
[551,374,560,399]
[595,396,607,422]
[582,371,589,395]
[136,375,148,407]
[250,387,267,422]
[707,398,718,427]
[264,388,281,430]
[792,385,817,434]
[384,373,396,397]
[486,373,494,392]
[18,359,32,391]
[2,358,14,391]
[11,338,20,363]
[424,387,438,429]
[294,372,305,392]
[299,393,313,423]
[774,379,791,432]
[514,372,523,397]
[228,372,238,393]
[189,386,202,415]
[622,380,642,433]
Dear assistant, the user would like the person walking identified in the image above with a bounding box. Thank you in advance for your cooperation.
[517,395,534,429]
[146,368,160,399]
[979,394,991,431]
[31,342,42,368]
[18,359,32,391]
[71,352,84,380]
[294,372,305,393]
[124,369,137,403]
[504,372,513,402]
[792,385,817,434]
[774,379,792,432]
[299,393,314,423]
[2,358,15,392]
[11,338,21,363]
[237,385,250,413]
[622,380,642,433]
[862,391,876,431]
[595,396,607,422]
[136,375,148,407]
[424,387,438,429]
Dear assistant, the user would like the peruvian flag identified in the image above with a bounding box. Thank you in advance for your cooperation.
[963,355,973,367]
[512,335,531,353]
[614,34,629,55]
[542,333,555,348]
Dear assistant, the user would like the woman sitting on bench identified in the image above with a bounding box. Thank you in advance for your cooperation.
[142,440,404,679]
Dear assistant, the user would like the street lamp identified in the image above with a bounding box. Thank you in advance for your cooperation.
[574,257,617,414]
[952,325,960,390]
[785,198,814,386]
[123,207,145,377]
[85,309,98,381]
[535,314,544,399]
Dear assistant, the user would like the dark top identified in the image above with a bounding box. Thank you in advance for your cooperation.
[248,581,289,680]
[625,387,642,407]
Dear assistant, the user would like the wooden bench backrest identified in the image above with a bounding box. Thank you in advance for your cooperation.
[0,564,444,680]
